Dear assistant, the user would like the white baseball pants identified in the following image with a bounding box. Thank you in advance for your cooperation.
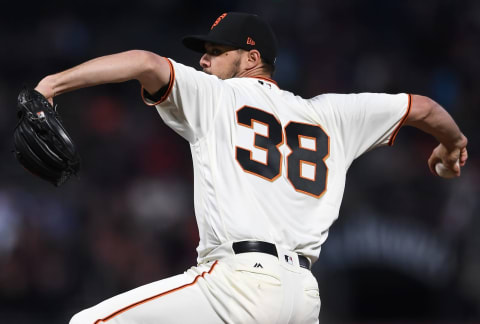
[69,245,320,323]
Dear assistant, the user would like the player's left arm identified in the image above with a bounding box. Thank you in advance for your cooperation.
[404,95,468,177]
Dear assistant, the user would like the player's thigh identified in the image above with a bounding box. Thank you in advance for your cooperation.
[103,278,222,324]
[70,263,222,324]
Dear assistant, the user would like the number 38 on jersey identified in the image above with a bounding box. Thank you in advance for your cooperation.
[235,105,330,198]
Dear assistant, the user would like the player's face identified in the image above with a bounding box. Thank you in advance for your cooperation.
[200,43,245,79]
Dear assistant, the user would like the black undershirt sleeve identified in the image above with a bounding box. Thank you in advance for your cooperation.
[142,83,170,102]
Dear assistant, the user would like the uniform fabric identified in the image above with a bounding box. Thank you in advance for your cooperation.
[152,59,410,265]
[71,58,410,323]
[69,244,319,324]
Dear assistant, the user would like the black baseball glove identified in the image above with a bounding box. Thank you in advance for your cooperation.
[13,88,80,186]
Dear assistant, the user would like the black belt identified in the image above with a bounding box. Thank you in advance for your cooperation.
[232,241,311,270]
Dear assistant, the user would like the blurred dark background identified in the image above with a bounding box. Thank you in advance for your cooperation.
[1,0,479,323]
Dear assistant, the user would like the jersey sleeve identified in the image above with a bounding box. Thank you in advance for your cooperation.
[312,93,411,166]
[141,59,227,143]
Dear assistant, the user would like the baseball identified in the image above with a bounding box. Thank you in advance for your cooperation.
[435,161,459,179]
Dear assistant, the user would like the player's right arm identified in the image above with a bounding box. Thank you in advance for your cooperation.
[404,95,468,177]
[35,50,170,103]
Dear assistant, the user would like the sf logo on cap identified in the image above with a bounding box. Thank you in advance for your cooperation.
[211,13,227,30]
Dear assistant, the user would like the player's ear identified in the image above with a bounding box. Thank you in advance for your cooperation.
[245,49,262,68]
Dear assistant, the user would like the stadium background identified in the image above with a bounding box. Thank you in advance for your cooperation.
[0,0,479,323]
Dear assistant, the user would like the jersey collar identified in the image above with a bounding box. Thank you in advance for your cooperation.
[249,76,279,88]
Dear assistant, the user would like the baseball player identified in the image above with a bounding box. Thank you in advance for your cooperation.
[34,12,468,324]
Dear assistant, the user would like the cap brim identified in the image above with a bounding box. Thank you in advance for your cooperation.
[182,35,241,53]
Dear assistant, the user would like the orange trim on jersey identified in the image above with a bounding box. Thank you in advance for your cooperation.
[251,76,278,87]
[94,261,219,323]
[141,57,175,107]
[388,93,412,146]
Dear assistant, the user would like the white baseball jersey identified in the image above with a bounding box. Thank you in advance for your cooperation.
[143,58,411,265]
[70,58,411,324]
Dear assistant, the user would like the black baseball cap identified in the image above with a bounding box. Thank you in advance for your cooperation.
[182,12,278,65]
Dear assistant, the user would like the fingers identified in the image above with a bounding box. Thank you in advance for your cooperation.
[442,153,461,177]
[452,160,461,175]
[427,151,441,176]
[428,162,438,176]
[428,139,468,178]
[428,143,465,178]
[459,147,468,166]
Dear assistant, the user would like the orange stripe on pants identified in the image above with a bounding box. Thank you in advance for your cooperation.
[94,260,219,323]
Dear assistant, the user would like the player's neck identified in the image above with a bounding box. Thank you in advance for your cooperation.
[236,66,272,80]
